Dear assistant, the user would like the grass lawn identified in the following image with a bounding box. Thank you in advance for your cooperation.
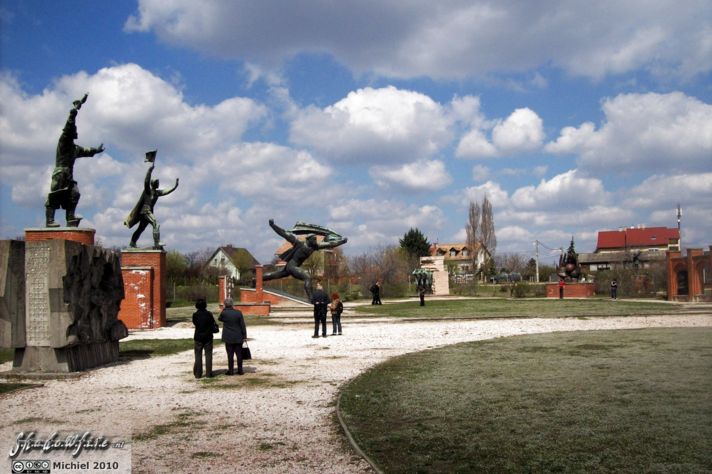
[339,327,712,473]
[353,298,682,319]
[166,305,276,326]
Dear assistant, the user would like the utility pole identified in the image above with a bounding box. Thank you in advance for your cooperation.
[533,240,540,283]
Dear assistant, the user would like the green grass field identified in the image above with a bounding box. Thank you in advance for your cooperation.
[354,298,682,319]
[339,327,712,473]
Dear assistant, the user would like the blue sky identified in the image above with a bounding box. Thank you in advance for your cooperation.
[1,0,710,264]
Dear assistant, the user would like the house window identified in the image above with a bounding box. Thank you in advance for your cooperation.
[450,250,457,257]
[462,249,469,257]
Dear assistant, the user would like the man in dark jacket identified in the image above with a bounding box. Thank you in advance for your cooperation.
[311,283,330,338]
[370,280,382,305]
[192,298,217,378]
[219,298,247,375]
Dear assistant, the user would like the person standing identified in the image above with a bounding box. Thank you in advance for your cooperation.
[192,298,217,378]
[311,283,330,338]
[610,279,618,300]
[559,279,565,299]
[219,298,247,375]
[330,292,344,335]
[370,280,382,305]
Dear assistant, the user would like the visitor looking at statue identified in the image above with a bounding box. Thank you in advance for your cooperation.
[311,283,330,338]
[219,298,247,375]
[330,292,343,336]
[192,298,217,379]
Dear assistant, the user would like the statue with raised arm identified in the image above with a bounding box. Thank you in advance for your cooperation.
[124,151,179,249]
[263,219,348,299]
[45,93,105,227]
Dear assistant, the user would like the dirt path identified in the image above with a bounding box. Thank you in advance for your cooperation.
[2,314,711,473]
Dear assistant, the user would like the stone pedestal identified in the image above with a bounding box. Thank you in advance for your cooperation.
[119,249,166,329]
[419,256,450,296]
[4,230,127,373]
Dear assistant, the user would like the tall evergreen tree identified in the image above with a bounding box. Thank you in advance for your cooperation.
[399,227,431,258]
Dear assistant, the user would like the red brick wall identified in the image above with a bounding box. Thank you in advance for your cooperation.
[546,282,595,298]
[119,268,153,329]
[25,228,95,246]
[119,250,166,328]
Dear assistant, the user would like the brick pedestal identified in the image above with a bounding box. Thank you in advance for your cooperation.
[25,227,95,246]
[219,266,271,316]
[119,249,166,329]
[546,282,595,298]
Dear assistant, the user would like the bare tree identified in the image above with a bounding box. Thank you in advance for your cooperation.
[465,200,481,274]
[481,195,496,258]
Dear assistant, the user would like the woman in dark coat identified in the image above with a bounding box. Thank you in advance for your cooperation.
[192,298,217,378]
[218,298,247,375]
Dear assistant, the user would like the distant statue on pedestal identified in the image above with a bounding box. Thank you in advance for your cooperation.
[558,237,581,281]
[263,219,347,299]
[45,93,105,227]
[124,151,179,249]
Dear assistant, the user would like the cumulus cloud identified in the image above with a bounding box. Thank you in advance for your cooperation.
[327,199,446,249]
[370,160,451,192]
[511,170,608,211]
[290,86,452,163]
[125,0,712,80]
[456,107,544,158]
[546,92,712,174]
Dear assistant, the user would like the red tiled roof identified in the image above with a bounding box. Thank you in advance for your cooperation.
[596,227,679,251]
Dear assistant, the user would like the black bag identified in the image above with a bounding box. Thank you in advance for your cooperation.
[212,321,219,333]
[241,341,252,360]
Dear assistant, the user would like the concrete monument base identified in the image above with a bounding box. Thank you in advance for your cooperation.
[13,341,119,373]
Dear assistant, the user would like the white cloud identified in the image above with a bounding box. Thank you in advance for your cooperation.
[125,0,712,80]
[511,170,608,211]
[370,160,451,192]
[546,92,712,174]
[492,108,544,152]
[456,107,544,158]
[290,86,452,163]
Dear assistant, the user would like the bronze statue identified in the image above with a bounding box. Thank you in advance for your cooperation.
[558,237,581,280]
[45,93,105,227]
[124,151,179,249]
[263,219,347,299]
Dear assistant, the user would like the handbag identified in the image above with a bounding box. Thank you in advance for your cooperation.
[241,341,252,360]
[212,321,219,333]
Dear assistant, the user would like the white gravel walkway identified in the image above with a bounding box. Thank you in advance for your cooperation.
[2,313,711,473]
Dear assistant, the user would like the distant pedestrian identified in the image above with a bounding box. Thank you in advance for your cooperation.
[330,292,343,335]
[192,298,217,378]
[311,283,330,338]
[370,280,382,305]
[559,279,565,299]
[610,279,618,300]
[219,298,247,375]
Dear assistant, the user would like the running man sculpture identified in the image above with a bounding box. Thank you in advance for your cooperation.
[124,151,179,249]
[45,93,105,227]
[263,219,347,299]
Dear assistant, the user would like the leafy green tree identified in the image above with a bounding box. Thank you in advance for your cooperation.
[399,228,431,258]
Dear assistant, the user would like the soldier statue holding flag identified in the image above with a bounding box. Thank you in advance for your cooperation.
[45,93,105,227]
[124,150,179,249]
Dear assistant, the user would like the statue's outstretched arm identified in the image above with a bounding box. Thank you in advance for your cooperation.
[269,219,297,243]
[159,178,179,196]
[317,236,348,249]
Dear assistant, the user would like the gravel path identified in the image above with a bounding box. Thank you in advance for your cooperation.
[2,312,711,473]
